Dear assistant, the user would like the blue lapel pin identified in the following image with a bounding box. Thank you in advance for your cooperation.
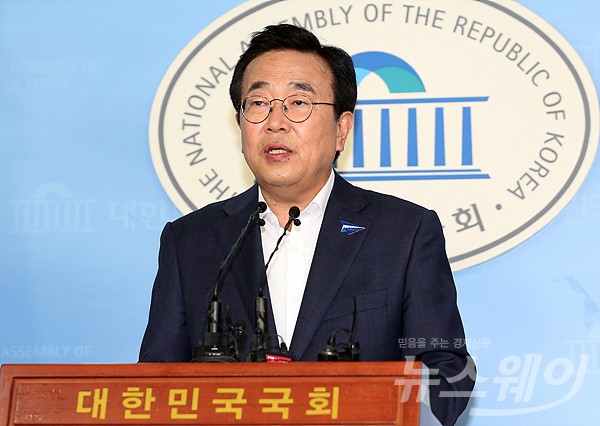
[340,220,366,235]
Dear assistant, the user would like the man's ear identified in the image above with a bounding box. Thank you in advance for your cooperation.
[236,112,245,154]
[335,111,354,153]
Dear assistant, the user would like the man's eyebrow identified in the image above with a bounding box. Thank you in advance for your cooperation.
[290,81,315,93]
[245,80,316,94]
[247,81,269,92]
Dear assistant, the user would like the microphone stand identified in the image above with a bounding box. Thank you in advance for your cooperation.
[192,202,267,362]
[247,206,300,362]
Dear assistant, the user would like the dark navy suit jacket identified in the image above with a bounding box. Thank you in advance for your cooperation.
[140,173,474,425]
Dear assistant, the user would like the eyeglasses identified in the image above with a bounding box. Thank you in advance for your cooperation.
[239,94,336,124]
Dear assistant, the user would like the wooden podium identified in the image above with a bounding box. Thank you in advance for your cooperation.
[0,362,421,425]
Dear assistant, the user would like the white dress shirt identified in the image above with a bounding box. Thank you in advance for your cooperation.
[258,170,335,346]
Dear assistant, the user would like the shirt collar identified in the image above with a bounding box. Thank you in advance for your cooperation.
[258,169,335,224]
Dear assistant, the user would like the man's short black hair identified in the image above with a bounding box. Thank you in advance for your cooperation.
[229,24,357,120]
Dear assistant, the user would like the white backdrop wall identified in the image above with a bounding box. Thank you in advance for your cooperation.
[1,1,599,425]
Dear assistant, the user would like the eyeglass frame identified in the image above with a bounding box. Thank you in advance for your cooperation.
[238,94,336,124]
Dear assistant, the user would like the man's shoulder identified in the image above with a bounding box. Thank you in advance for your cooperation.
[334,174,431,216]
[359,184,428,211]
[169,185,257,231]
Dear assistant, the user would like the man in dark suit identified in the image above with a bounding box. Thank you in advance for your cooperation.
[140,24,474,425]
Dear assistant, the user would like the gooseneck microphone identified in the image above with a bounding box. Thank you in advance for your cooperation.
[193,201,267,362]
[247,206,300,362]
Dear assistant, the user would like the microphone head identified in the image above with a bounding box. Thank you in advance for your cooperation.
[257,201,267,213]
[289,206,300,219]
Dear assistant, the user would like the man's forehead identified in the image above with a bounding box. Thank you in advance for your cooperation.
[242,51,332,95]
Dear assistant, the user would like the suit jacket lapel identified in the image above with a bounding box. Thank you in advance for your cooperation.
[290,175,372,359]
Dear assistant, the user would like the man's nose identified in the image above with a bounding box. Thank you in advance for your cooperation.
[265,99,290,131]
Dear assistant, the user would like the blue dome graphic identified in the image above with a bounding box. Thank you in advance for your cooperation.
[353,51,425,93]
